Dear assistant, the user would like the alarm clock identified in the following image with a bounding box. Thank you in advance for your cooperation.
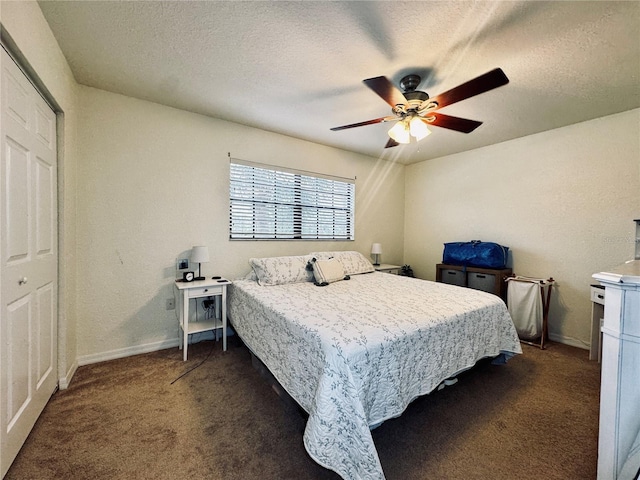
[183,271,195,282]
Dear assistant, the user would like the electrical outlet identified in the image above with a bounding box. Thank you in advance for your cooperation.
[166,298,175,310]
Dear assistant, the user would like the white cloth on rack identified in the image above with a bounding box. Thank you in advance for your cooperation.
[507,278,544,340]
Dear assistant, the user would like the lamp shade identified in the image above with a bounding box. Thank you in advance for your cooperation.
[409,117,431,141]
[191,246,210,263]
[388,121,411,144]
[371,243,382,255]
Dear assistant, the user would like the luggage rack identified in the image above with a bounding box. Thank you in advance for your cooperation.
[506,276,555,349]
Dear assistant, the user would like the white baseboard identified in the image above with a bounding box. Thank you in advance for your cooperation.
[75,328,234,368]
[77,338,181,366]
[58,360,78,390]
[548,332,590,350]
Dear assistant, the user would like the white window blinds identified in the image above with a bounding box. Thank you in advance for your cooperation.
[229,160,355,240]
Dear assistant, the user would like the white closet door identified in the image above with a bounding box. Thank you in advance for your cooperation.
[1,47,58,477]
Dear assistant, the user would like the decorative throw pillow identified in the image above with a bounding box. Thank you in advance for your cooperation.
[309,257,348,286]
[309,251,375,275]
[249,255,314,286]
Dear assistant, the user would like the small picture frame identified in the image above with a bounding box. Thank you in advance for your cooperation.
[176,258,190,279]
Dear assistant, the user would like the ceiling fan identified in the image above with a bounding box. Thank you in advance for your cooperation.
[330,68,509,148]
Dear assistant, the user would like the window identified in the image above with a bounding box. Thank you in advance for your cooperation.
[229,160,355,240]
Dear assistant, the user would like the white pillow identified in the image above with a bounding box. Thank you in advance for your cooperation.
[309,251,375,275]
[311,258,347,285]
[249,255,313,286]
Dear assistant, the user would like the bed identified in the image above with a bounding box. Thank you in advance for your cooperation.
[227,252,522,480]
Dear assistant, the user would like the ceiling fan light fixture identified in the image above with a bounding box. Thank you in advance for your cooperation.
[388,121,411,144]
[331,68,509,149]
[409,117,431,141]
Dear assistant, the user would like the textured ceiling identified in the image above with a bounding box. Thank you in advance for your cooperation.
[38,1,640,165]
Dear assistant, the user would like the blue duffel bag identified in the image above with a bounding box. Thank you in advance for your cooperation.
[442,240,509,269]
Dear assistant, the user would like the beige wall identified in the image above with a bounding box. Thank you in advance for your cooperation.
[404,109,640,348]
[1,1,79,387]
[75,85,405,361]
[5,0,638,369]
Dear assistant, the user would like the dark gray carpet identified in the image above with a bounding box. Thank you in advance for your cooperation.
[6,337,600,479]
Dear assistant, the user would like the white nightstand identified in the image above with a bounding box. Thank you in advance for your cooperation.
[374,264,402,274]
[174,277,231,361]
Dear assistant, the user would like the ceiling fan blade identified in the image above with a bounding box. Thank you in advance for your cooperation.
[384,138,399,148]
[363,76,408,107]
[423,113,483,133]
[330,116,394,131]
[427,68,509,110]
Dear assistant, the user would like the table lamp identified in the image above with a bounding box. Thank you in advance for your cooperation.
[371,243,382,266]
[191,246,209,281]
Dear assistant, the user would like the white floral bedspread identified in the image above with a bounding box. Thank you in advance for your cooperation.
[228,272,522,479]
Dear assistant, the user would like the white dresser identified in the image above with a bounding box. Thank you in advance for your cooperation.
[592,260,640,480]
